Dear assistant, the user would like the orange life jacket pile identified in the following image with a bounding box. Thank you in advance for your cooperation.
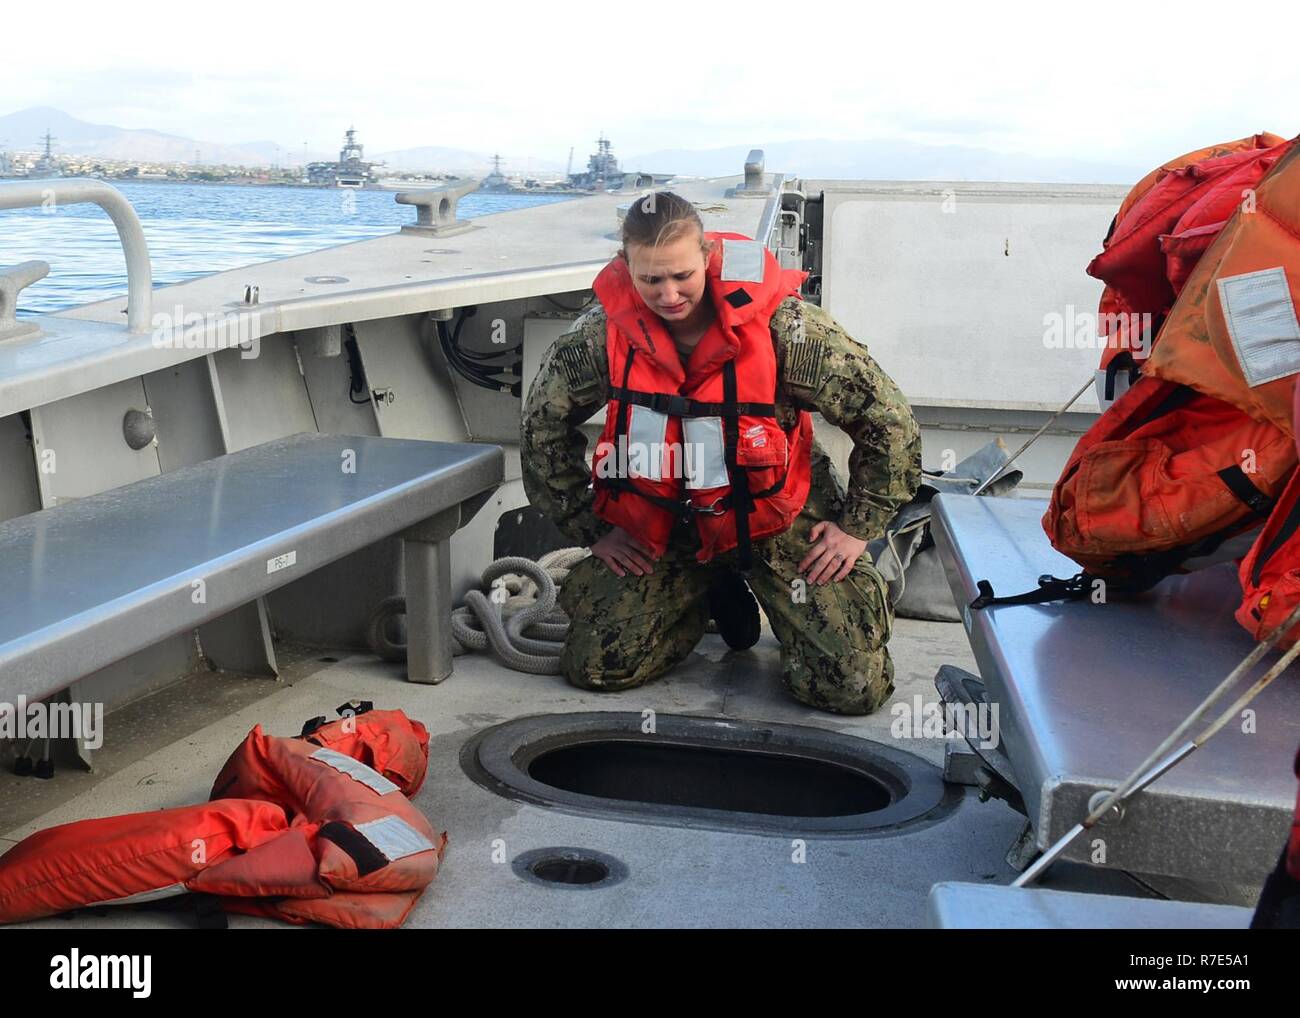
[0,705,445,929]
[1038,133,1300,650]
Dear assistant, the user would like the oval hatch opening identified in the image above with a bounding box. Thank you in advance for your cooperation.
[528,739,891,818]
[464,712,956,836]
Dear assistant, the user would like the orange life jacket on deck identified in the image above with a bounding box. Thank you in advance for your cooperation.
[591,231,813,566]
[209,721,445,928]
[0,707,443,929]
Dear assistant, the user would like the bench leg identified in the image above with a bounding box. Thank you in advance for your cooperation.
[402,508,461,684]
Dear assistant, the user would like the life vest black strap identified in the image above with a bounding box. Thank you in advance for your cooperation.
[969,573,1091,610]
[721,362,755,572]
[1251,490,1300,587]
[1103,351,1142,401]
[612,347,636,443]
[1217,465,1274,517]
[191,893,229,930]
[597,474,695,521]
[607,385,777,419]
[319,821,388,877]
[601,353,792,566]
[702,470,789,511]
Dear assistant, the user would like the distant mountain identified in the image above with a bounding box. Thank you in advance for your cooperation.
[0,107,325,166]
[0,108,1146,184]
[623,138,1145,185]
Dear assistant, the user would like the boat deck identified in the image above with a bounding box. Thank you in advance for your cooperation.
[1,610,1169,929]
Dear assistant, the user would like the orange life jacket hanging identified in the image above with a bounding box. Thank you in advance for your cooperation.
[974,136,1299,608]
[1041,375,1293,591]
[1087,133,1288,400]
[1144,138,1300,436]
[591,231,813,566]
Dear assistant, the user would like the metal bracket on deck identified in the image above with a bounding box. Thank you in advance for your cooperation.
[0,260,50,342]
[397,179,481,237]
[726,149,771,198]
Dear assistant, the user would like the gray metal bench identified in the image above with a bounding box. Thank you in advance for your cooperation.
[927,882,1253,929]
[931,493,1300,889]
[0,433,503,700]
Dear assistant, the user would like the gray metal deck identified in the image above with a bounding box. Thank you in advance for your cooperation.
[931,492,1300,888]
[1,614,1043,929]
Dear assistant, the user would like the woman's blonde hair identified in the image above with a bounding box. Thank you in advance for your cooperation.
[619,191,710,259]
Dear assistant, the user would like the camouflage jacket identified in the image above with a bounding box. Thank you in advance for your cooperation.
[520,296,922,548]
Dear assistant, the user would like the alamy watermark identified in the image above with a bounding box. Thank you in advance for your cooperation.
[595,435,711,481]
[1043,305,1154,358]
[50,950,150,997]
[890,694,1000,750]
[151,305,263,360]
[1,696,104,750]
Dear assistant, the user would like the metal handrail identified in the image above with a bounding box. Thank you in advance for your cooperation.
[0,178,153,333]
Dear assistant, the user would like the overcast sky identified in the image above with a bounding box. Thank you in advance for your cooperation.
[3,0,1296,164]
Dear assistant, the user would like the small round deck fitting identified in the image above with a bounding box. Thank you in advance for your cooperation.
[512,847,628,890]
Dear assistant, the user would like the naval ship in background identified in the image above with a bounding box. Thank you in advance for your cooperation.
[0,145,1295,930]
[482,136,675,194]
[306,126,380,188]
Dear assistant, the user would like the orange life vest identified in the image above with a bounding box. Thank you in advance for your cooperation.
[983,138,1300,607]
[1088,133,1288,394]
[1041,137,1300,584]
[591,232,813,565]
[208,722,445,928]
[1144,138,1300,436]
[1042,375,1293,589]
[0,707,444,929]
[1237,463,1300,646]
[300,706,430,797]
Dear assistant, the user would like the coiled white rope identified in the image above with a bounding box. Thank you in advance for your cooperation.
[448,548,589,674]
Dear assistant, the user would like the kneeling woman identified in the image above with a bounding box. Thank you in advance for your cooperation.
[520,192,920,714]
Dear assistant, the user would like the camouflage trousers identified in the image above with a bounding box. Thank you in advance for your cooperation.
[557,505,896,715]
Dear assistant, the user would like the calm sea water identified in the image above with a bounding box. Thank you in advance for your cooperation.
[0,180,574,315]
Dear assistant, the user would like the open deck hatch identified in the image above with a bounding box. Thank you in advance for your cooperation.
[463,712,956,835]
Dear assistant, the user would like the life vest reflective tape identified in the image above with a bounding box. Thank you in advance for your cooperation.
[300,706,430,797]
[1145,138,1300,436]
[591,232,813,566]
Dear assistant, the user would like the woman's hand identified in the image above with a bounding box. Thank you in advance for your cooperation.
[798,521,867,586]
[590,527,658,577]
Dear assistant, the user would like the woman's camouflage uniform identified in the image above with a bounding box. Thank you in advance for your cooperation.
[520,296,921,714]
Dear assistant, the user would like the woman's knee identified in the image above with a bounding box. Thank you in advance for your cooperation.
[560,607,705,692]
[783,645,896,715]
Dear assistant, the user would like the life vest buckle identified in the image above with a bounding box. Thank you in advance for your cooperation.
[693,496,729,516]
[649,393,692,416]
